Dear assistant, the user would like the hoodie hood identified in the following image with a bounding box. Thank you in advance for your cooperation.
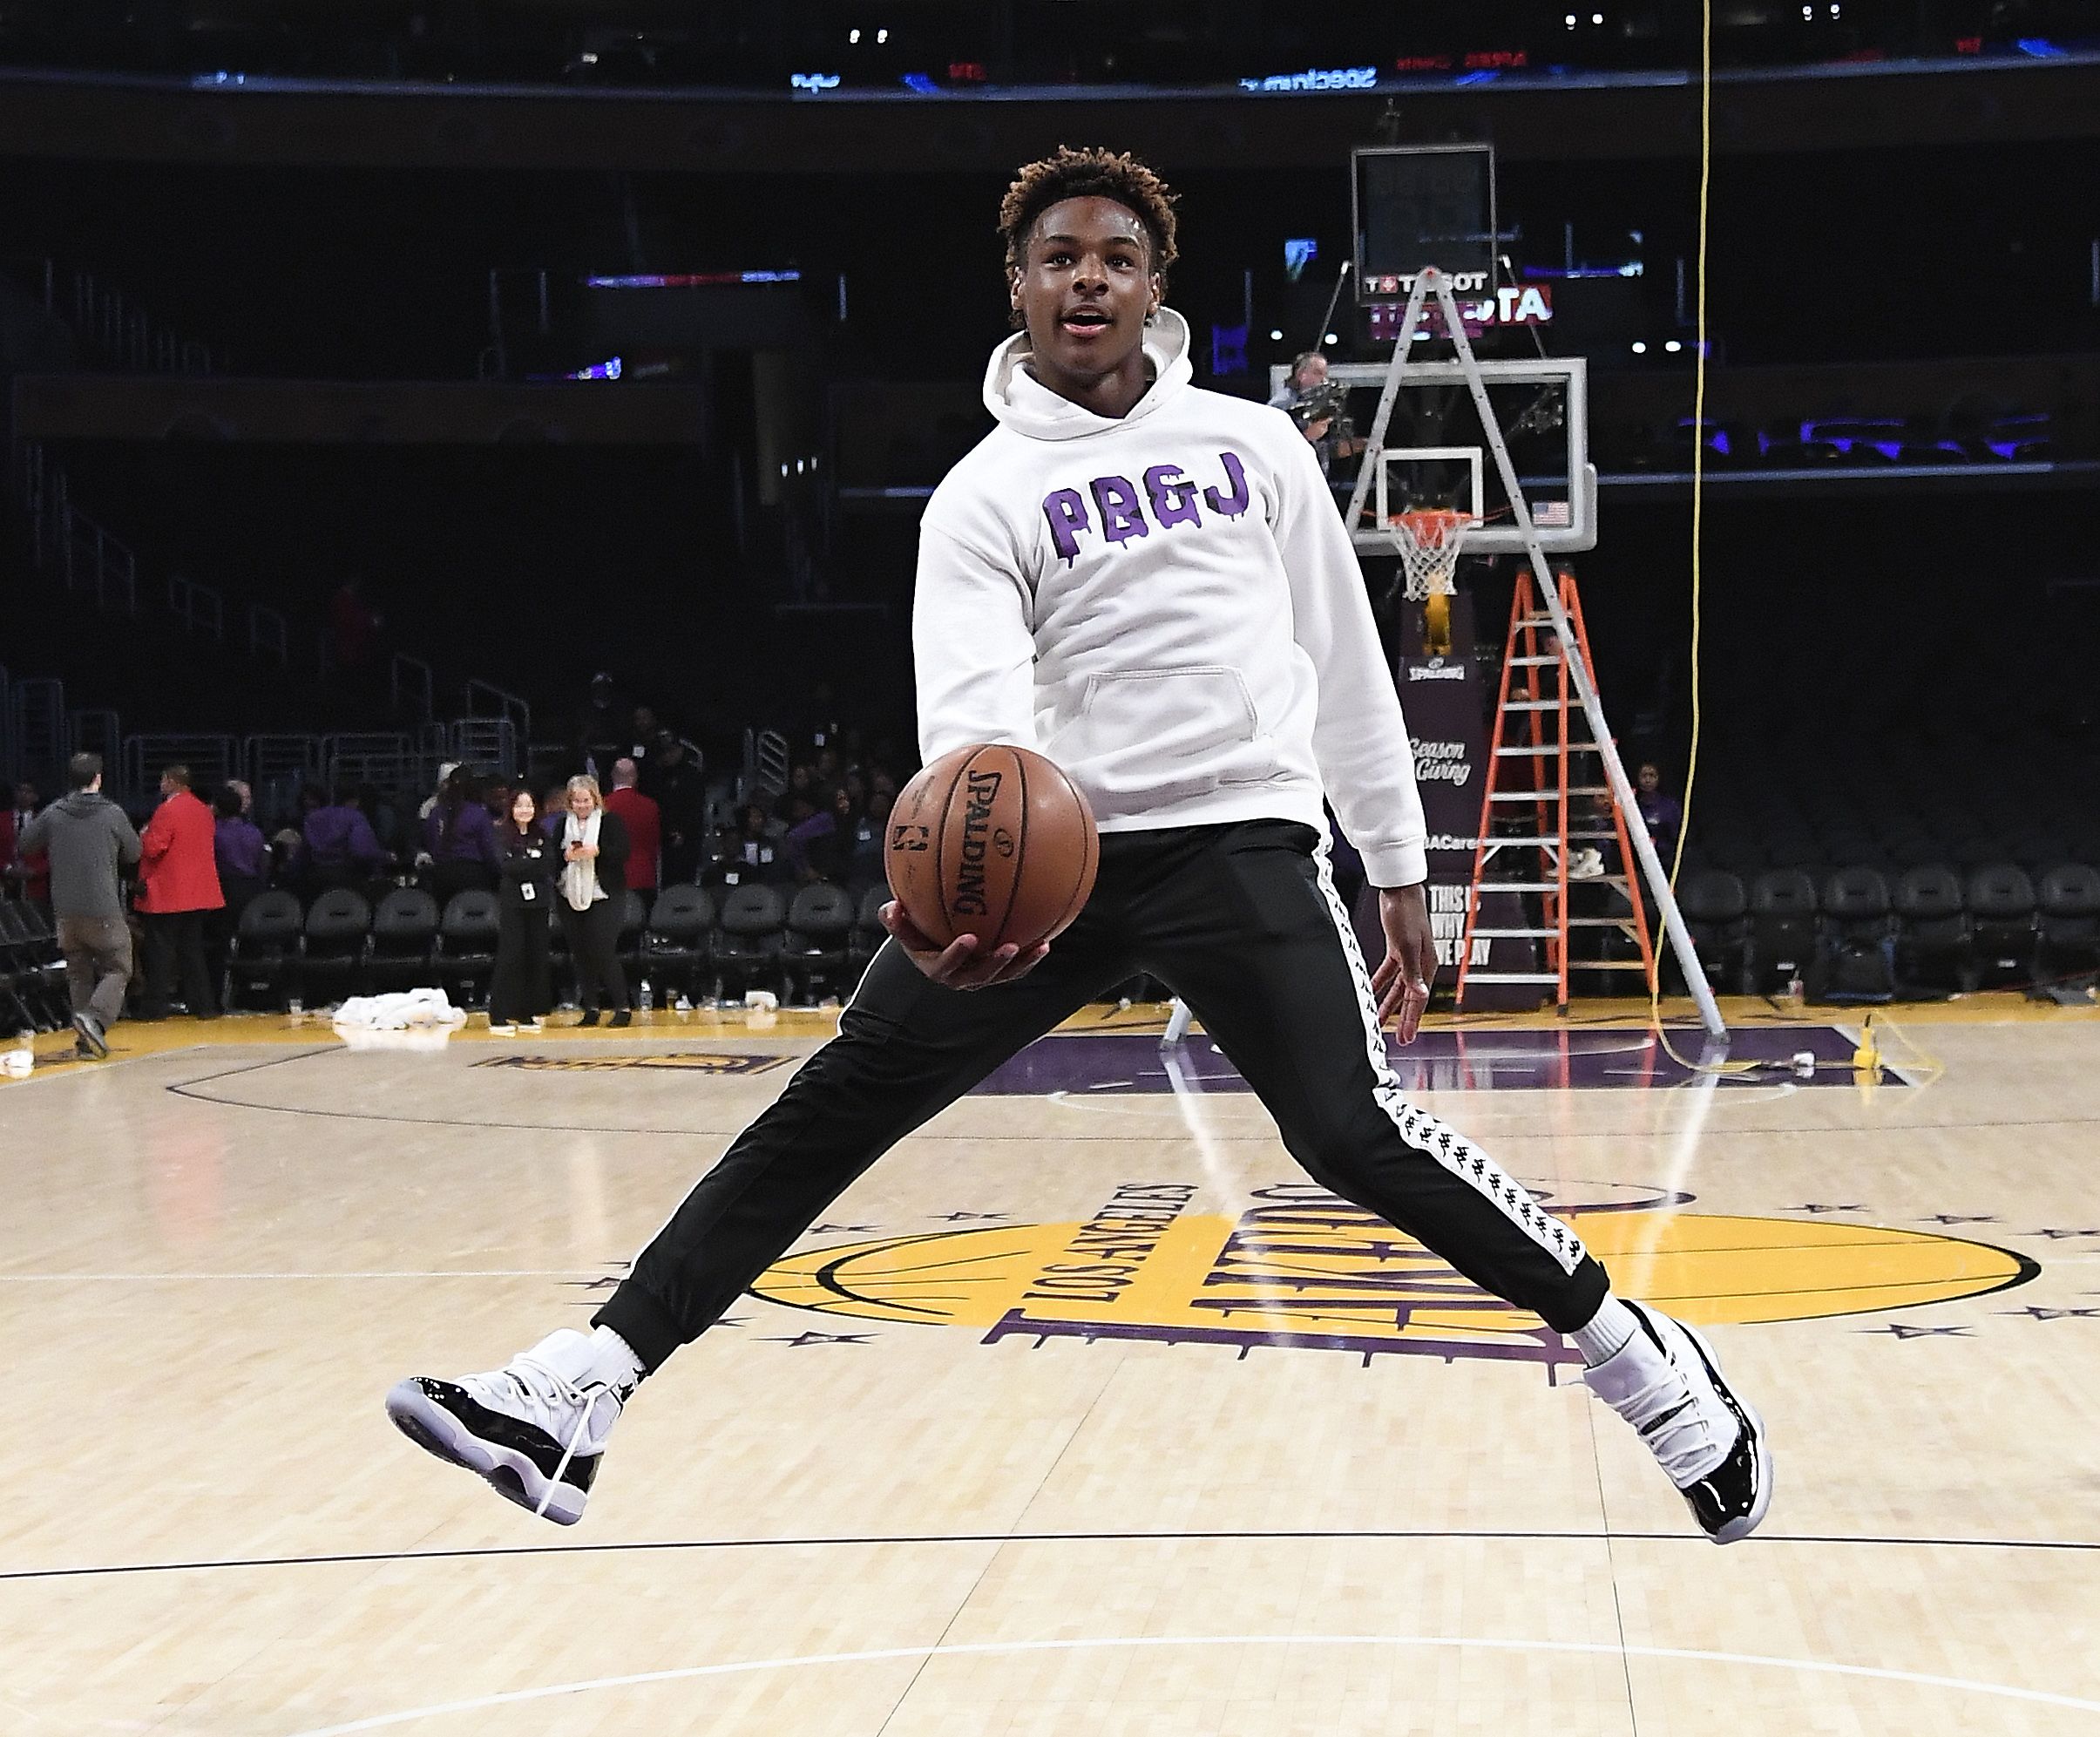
[55,790,112,818]
[982,307,1194,442]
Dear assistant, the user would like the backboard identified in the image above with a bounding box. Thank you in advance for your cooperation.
[1272,354,1596,554]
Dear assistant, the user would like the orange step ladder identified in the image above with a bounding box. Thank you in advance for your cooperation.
[1454,567,1656,1012]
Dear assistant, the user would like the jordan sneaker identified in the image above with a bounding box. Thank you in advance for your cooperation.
[1584,1299,1772,1544]
[385,1329,634,1525]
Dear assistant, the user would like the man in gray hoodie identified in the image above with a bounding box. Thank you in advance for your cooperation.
[17,752,142,1058]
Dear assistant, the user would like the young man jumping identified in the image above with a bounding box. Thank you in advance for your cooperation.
[386,146,1771,1544]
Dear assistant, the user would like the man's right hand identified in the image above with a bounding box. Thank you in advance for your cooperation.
[879,899,1047,990]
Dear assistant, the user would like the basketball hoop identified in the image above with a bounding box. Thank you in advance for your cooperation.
[1388,507,1475,602]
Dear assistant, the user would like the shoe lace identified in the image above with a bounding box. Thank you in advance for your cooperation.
[506,1350,612,1520]
[1616,1374,1722,1485]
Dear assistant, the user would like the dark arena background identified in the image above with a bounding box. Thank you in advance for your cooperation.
[3,3,2100,1732]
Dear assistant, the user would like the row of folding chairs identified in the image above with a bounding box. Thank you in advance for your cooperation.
[0,901,71,1033]
[1673,863,2100,1000]
[224,881,892,1010]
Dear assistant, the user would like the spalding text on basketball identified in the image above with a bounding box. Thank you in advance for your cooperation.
[952,769,1004,915]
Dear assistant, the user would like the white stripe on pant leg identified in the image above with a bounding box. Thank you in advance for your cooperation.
[1311,845,1588,1278]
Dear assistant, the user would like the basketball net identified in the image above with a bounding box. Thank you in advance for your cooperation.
[1387,507,1474,603]
[1389,507,1473,661]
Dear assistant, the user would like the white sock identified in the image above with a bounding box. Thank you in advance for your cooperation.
[1569,1295,1640,1367]
[588,1325,647,1388]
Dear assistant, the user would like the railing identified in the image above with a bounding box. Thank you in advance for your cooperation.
[449,716,518,779]
[323,732,417,795]
[69,709,122,775]
[390,653,435,724]
[66,518,139,618]
[51,261,214,375]
[464,677,531,746]
[167,572,224,642]
[753,727,791,799]
[19,445,139,619]
[245,734,324,813]
[120,734,236,797]
[8,678,68,790]
[248,604,289,668]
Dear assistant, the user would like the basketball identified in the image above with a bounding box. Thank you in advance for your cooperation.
[884,743,1099,952]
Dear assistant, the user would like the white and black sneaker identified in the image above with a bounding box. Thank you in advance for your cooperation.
[384,1329,636,1525]
[1584,1299,1772,1544]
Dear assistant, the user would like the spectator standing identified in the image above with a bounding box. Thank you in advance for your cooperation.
[2,778,50,912]
[557,775,632,1028]
[136,763,222,1021]
[423,770,501,907]
[211,786,271,994]
[489,789,558,1034]
[303,786,390,895]
[649,732,708,885]
[16,753,139,1058]
[1636,762,1683,862]
[603,758,661,898]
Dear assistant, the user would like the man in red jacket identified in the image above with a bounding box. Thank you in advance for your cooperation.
[603,758,661,899]
[137,763,224,1020]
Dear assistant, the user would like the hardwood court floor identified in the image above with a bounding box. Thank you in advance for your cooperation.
[4,997,2100,1734]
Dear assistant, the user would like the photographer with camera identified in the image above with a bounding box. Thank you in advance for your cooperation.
[1268,349,1363,480]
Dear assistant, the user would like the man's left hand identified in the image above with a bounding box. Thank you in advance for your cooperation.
[1369,883,1435,1044]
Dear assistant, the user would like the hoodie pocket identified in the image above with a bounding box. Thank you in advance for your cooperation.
[1055,664,1282,811]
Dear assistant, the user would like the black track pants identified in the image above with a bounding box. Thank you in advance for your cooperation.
[597,821,1609,1372]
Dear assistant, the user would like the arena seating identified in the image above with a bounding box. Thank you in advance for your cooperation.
[784,883,857,1002]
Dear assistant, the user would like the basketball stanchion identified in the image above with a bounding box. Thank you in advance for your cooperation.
[1341,266,1727,1042]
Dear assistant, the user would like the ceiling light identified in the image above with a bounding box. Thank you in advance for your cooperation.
[1630,341,1647,354]
[1664,339,1683,352]
[1269,328,1284,340]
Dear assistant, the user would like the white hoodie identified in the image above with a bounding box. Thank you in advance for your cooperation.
[915,308,1428,888]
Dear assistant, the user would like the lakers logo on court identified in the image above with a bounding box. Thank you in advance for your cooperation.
[755,1180,2037,1372]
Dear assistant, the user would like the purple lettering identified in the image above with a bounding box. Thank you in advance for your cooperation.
[1201,449,1250,519]
[1089,475,1148,546]
[1041,487,1090,563]
[1143,465,1203,530]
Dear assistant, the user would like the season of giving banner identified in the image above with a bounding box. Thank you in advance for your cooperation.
[1395,589,1541,1007]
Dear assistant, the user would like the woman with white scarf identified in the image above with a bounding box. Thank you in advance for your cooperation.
[557,775,633,1028]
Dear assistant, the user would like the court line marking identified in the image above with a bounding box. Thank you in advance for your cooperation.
[160,1048,2086,1140]
[159,1052,2100,1142]
[281,1632,2100,1734]
[13,1526,2100,1584]
[0,1270,604,1282]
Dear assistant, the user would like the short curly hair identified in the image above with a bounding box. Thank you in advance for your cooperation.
[999,145,1180,286]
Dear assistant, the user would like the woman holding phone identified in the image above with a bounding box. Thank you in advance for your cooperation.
[557,774,632,1028]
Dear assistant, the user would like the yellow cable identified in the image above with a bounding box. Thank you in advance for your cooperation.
[1643,0,1763,1075]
